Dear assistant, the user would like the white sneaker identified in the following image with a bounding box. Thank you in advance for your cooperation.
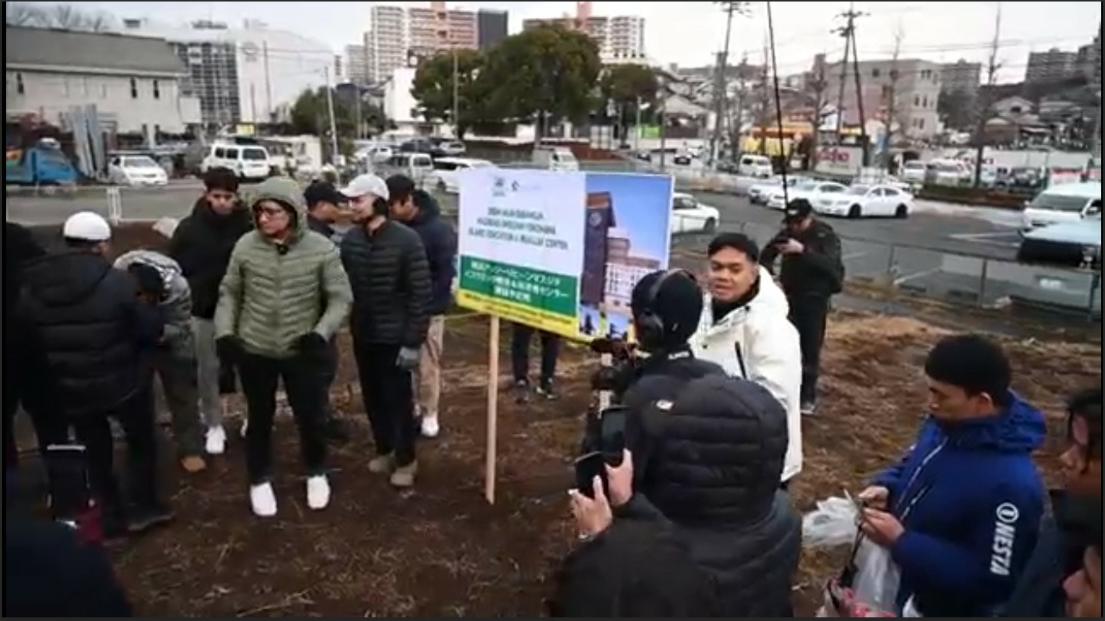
[421,415,440,438]
[250,482,277,517]
[240,418,249,439]
[205,425,227,455]
[306,475,330,510]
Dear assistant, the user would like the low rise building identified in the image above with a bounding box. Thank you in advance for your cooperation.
[5,26,200,140]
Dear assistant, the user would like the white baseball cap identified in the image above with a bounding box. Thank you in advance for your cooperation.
[339,174,390,201]
[63,211,112,242]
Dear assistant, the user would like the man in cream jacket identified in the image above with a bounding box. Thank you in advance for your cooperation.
[689,233,803,485]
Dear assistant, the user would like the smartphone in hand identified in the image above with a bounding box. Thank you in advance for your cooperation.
[574,451,608,499]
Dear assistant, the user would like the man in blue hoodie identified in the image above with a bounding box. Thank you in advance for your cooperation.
[389,180,457,439]
[857,334,1045,617]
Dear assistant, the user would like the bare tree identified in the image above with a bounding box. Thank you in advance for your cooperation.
[5,3,116,32]
[5,3,46,26]
[805,56,828,170]
[881,23,904,169]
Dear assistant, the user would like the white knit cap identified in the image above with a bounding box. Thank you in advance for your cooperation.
[62,211,112,242]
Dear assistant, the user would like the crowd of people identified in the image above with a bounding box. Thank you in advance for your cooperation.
[3,170,1100,617]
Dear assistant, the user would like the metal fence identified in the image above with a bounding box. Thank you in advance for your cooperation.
[692,218,1102,320]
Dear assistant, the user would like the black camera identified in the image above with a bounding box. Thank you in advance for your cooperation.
[588,337,641,395]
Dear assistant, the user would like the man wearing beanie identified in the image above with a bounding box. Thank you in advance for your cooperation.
[339,174,430,489]
[169,167,253,456]
[214,177,353,517]
[689,232,803,486]
[15,211,168,535]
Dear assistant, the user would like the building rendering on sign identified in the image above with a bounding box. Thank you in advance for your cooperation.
[603,228,661,315]
[582,192,615,306]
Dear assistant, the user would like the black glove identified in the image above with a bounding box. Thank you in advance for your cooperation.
[294,332,329,360]
[215,336,243,365]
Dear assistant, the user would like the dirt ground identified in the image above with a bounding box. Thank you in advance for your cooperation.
[98,311,1099,618]
[21,223,1101,616]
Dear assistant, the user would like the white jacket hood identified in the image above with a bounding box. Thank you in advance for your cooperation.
[690,266,803,481]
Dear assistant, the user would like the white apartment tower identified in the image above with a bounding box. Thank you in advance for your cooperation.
[366,5,407,84]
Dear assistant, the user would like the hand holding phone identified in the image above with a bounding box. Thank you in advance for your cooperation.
[574,452,607,499]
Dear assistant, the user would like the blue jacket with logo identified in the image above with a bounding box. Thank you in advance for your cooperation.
[871,393,1046,617]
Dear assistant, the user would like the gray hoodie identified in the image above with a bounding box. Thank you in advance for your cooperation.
[114,249,194,356]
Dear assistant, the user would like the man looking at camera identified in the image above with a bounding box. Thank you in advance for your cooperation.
[760,198,843,416]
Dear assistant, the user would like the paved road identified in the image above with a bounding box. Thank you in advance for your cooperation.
[8,180,1096,315]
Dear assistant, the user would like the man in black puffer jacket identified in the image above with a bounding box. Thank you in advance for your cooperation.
[339,174,431,489]
[392,184,457,439]
[571,269,801,617]
[168,167,252,456]
[15,212,168,535]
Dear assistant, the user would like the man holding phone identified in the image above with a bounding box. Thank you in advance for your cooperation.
[857,335,1045,617]
[759,199,843,416]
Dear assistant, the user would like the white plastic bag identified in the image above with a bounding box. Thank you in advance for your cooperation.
[851,537,901,614]
[803,496,860,548]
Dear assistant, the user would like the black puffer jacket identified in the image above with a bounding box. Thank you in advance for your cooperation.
[620,373,801,617]
[168,198,252,319]
[15,252,163,417]
[340,220,431,348]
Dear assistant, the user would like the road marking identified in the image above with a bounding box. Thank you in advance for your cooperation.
[949,231,1021,248]
[894,268,942,286]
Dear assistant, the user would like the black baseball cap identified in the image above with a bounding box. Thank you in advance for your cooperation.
[783,198,813,222]
[304,181,347,208]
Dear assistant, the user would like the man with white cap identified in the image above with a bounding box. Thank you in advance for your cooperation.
[339,174,431,488]
[15,211,169,536]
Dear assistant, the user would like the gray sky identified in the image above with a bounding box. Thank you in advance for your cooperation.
[58,1,1103,83]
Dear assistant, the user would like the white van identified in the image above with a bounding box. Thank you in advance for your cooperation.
[738,154,773,178]
[532,146,579,171]
[380,152,435,186]
[1021,181,1102,231]
[201,143,272,181]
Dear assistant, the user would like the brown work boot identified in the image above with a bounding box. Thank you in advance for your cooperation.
[389,461,418,488]
[180,455,207,473]
[368,453,395,474]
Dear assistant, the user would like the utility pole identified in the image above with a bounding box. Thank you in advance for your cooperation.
[710,2,738,167]
[323,66,339,165]
[355,85,363,140]
[759,40,770,155]
[807,54,827,170]
[731,55,748,160]
[635,95,642,151]
[452,46,460,139]
[263,40,273,121]
[882,25,903,170]
[833,5,867,156]
[849,25,869,166]
[973,3,1002,188]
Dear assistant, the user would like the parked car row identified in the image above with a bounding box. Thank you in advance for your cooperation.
[756,176,914,219]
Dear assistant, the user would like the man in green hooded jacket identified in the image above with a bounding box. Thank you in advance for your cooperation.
[215,177,352,518]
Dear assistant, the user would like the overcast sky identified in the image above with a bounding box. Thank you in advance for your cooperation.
[57,1,1103,83]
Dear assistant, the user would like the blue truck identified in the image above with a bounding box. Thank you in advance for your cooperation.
[5,141,79,185]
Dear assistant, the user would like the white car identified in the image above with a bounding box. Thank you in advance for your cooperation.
[765,180,848,211]
[355,145,393,164]
[818,184,913,218]
[427,157,495,193]
[435,140,467,156]
[671,192,720,234]
[108,155,168,186]
[749,175,810,205]
[1021,181,1101,231]
[201,144,271,181]
[738,154,773,178]
[900,160,927,184]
